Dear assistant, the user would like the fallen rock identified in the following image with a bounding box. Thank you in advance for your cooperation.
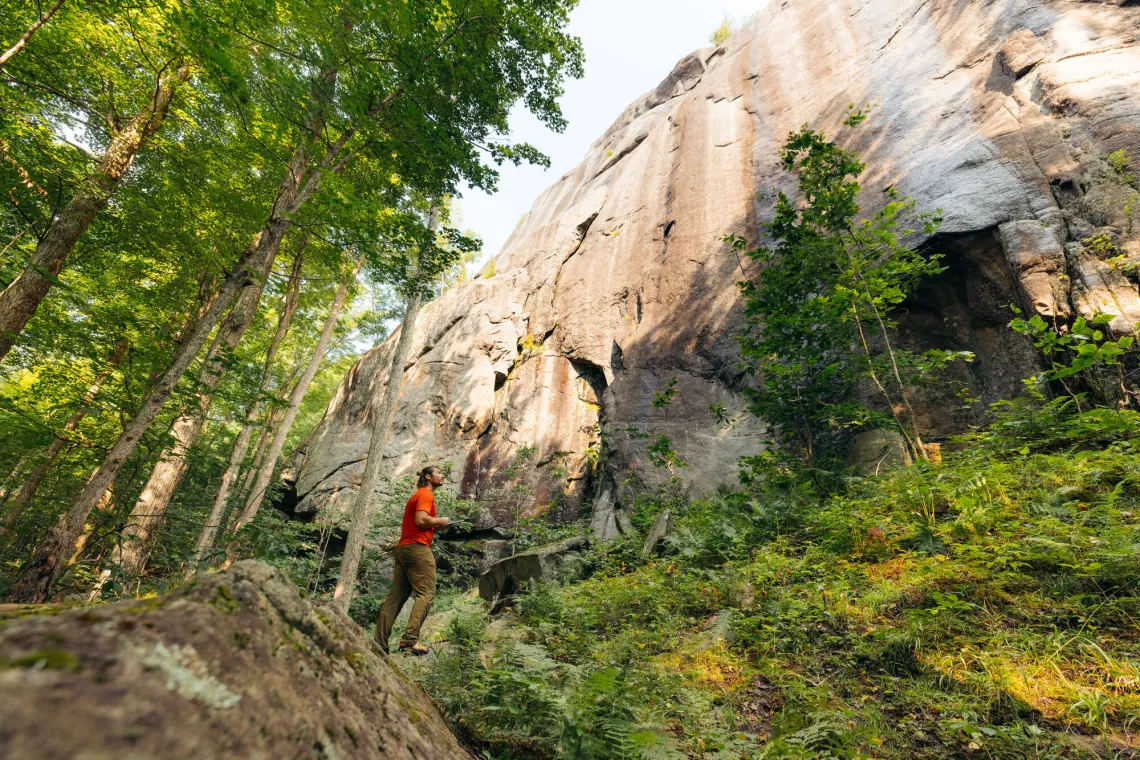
[478,536,589,603]
[642,509,675,557]
[0,561,471,760]
[847,430,913,476]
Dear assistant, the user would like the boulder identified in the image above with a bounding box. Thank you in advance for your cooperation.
[846,430,914,476]
[477,539,512,574]
[0,561,471,760]
[478,536,589,603]
[642,509,675,557]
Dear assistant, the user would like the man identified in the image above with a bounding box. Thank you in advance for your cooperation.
[376,465,450,655]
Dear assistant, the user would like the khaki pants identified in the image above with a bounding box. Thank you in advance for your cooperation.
[376,543,437,653]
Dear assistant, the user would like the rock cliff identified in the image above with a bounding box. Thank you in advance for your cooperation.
[0,562,471,759]
[294,0,1140,527]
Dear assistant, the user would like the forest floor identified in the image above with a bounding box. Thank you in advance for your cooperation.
[398,400,1140,759]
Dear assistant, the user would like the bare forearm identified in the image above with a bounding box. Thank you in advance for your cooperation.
[414,513,449,530]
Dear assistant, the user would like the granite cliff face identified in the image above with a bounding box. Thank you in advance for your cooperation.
[294,0,1140,528]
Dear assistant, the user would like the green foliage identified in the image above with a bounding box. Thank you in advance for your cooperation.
[708,14,737,46]
[652,377,679,409]
[728,120,960,470]
[1106,149,1134,185]
[1009,309,1135,411]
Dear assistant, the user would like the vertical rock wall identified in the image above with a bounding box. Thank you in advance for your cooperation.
[295,0,1140,527]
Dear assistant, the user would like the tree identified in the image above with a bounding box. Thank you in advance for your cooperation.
[728,115,957,471]
[227,252,366,538]
[0,1,211,362]
[332,205,446,613]
[4,0,583,603]
[181,252,306,579]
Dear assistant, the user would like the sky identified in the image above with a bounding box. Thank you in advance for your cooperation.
[457,0,768,266]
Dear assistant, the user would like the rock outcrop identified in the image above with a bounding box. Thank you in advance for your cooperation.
[295,0,1140,526]
[0,562,471,760]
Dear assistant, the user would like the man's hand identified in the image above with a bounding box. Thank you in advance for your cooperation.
[436,516,450,528]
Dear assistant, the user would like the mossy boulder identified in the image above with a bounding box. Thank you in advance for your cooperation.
[0,561,471,759]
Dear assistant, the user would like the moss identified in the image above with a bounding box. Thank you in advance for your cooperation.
[0,604,71,627]
[9,649,81,671]
[346,651,369,673]
[124,596,170,615]
[233,631,251,649]
[210,584,239,615]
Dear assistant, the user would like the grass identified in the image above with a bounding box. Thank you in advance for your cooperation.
[415,398,1140,758]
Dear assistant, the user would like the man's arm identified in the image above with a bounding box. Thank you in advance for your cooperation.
[414,509,449,530]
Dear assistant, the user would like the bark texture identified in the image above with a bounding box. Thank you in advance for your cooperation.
[0,63,186,363]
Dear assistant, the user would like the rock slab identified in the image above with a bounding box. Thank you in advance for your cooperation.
[296,0,1140,526]
[0,561,471,760]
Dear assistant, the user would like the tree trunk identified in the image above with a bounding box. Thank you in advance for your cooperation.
[240,405,282,500]
[0,63,187,363]
[332,208,436,614]
[229,254,364,535]
[103,246,303,584]
[3,216,290,603]
[183,253,306,579]
[0,459,27,503]
[0,0,66,67]
[1,341,126,535]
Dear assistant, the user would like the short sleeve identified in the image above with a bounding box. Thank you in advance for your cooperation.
[414,490,432,512]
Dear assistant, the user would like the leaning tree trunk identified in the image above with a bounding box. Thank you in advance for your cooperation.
[0,459,27,503]
[1,340,126,535]
[0,63,187,363]
[332,208,436,613]
[182,254,305,579]
[99,248,302,588]
[239,404,283,500]
[228,254,365,537]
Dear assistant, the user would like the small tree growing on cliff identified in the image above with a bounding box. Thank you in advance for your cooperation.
[728,112,967,469]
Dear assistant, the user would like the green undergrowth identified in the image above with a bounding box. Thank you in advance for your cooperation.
[417,399,1140,759]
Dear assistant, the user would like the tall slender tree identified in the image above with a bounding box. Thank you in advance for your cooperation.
[333,206,437,613]
[228,252,365,536]
[182,253,305,578]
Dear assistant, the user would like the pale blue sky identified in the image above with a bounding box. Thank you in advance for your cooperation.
[458,0,768,264]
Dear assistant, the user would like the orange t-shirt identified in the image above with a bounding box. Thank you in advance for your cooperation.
[397,487,437,547]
